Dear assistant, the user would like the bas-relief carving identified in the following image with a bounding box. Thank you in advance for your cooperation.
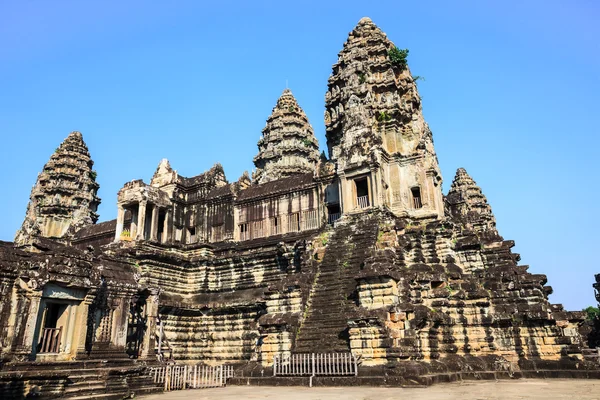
[42,284,86,301]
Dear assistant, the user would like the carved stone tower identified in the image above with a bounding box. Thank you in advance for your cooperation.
[446,168,498,236]
[15,131,101,245]
[325,17,443,218]
[253,89,320,184]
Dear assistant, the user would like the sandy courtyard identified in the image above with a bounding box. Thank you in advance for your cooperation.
[140,379,600,400]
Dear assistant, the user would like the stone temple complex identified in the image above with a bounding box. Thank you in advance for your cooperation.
[1,17,598,398]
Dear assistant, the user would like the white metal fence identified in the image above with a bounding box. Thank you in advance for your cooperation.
[273,353,358,377]
[150,364,234,391]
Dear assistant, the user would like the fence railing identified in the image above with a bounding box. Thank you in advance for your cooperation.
[273,353,358,378]
[328,213,340,224]
[38,327,62,353]
[150,364,234,391]
[357,196,369,209]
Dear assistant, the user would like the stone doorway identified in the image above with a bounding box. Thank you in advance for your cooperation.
[31,283,86,360]
[126,291,148,358]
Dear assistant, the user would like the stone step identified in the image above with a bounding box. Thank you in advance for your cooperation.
[65,382,107,394]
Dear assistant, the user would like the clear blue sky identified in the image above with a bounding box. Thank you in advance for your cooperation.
[1,1,598,310]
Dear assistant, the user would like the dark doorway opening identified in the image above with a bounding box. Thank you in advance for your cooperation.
[157,209,166,242]
[126,291,149,359]
[327,204,341,224]
[354,177,369,208]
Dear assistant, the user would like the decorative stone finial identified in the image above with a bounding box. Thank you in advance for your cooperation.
[15,131,101,245]
[151,158,177,188]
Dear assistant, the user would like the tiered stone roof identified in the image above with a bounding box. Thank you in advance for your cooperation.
[15,131,100,244]
[325,17,438,166]
[253,89,320,184]
[446,168,497,235]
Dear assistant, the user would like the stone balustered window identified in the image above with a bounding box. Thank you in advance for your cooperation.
[96,309,113,343]
[239,223,249,241]
[287,213,300,233]
[302,209,319,230]
[252,220,266,239]
[270,216,280,235]
[211,224,224,242]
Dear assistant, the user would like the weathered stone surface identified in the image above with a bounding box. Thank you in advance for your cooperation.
[253,89,320,184]
[446,168,498,237]
[15,131,100,245]
[0,15,595,398]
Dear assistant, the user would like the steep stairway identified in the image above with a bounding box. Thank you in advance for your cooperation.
[293,213,380,353]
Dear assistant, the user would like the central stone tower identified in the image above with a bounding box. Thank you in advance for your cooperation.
[325,17,444,218]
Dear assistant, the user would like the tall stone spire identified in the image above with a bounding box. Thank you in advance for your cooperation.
[325,17,443,217]
[253,89,320,184]
[15,131,101,245]
[446,168,497,235]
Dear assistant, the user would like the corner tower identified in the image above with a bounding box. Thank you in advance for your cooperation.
[253,89,320,184]
[15,131,101,245]
[446,168,498,236]
[325,17,443,218]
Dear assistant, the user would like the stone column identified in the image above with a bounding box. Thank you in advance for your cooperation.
[63,304,78,356]
[112,297,129,350]
[337,178,344,215]
[368,170,377,208]
[21,290,43,360]
[131,206,138,238]
[163,209,172,243]
[139,290,159,360]
[114,205,125,242]
[75,297,93,358]
[137,201,147,241]
[150,205,159,241]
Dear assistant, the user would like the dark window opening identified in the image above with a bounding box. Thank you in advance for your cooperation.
[411,187,422,209]
[188,227,196,243]
[239,223,249,240]
[355,177,369,208]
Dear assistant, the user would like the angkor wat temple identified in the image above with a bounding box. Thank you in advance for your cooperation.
[1,17,597,398]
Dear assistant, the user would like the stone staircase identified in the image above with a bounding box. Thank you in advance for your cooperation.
[293,213,380,353]
[583,347,600,364]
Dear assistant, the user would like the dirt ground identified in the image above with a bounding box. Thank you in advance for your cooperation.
[140,379,600,400]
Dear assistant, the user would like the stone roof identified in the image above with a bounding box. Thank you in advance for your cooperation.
[205,184,233,200]
[177,163,227,187]
[237,172,315,202]
[73,219,117,240]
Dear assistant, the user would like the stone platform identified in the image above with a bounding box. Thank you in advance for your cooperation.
[0,359,161,399]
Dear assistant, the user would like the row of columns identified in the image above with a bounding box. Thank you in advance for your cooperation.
[114,201,172,243]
